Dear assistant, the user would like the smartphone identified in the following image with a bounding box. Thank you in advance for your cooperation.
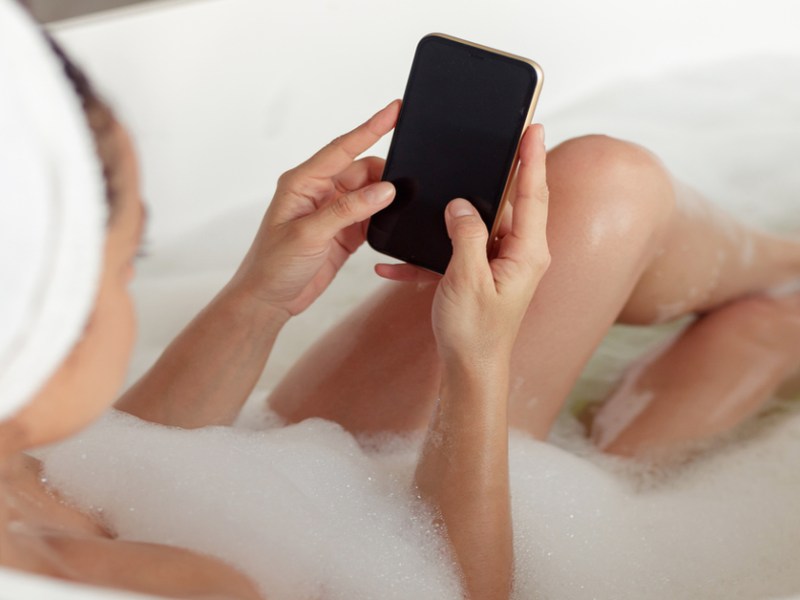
[367,33,543,274]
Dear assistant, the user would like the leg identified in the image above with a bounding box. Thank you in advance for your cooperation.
[508,137,800,437]
[267,135,800,439]
[591,291,800,456]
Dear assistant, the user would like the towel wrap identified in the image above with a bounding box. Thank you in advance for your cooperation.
[0,0,107,421]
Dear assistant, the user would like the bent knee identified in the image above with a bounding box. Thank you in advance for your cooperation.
[545,134,676,245]
[548,134,667,184]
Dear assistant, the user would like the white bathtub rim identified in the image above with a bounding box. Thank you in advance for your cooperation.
[2,563,800,600]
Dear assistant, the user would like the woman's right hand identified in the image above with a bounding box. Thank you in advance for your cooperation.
[379,124,550,367]
[407,125,549,600]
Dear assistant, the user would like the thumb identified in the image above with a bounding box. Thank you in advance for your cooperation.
[444,198,490,279]
[305,181,395,240]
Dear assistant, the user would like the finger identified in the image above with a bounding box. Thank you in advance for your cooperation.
[509,124,549,245]
[297,100,400,180]
[503,161,520,210]
[332,156,385,193]
[301,181,395,240]
[374,263,441,283]
[495,199,513,239]
[444,198,491,280]
[492,143,522,240]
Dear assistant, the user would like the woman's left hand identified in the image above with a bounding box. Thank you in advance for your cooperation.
[231,100,400,317]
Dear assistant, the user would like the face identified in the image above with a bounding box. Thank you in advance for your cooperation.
[12,121,146,449]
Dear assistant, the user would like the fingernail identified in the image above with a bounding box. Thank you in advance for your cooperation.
[536,124,545,144]
[365,181,394,204]
[449,199,474,217]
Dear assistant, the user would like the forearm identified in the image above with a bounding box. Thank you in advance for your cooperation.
[414,357,513,600]
[115,282,288,428]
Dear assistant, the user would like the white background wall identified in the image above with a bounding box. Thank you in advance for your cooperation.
[52,0,800,242]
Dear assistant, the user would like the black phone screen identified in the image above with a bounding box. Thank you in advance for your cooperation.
[367,34,540,274]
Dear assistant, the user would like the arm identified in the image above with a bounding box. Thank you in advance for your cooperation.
[41,532,263,600]
[114,284,288,428]
[382,124,549,599]
[116,100,401,428]
[415,359,513,600]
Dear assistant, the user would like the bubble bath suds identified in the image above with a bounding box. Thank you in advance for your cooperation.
[38,389,800,600]
[39,412,463,600]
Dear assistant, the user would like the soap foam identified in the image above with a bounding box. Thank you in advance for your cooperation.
[39,391,800,600]
[39,413,462,600]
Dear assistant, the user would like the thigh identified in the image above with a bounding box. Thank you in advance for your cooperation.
[267,280,441,434]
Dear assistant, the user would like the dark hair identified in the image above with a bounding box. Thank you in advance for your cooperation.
[42,30,123,221]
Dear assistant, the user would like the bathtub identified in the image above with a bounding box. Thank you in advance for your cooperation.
[4,0,800,598]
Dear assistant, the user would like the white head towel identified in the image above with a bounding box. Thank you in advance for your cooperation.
[0,0,107,422]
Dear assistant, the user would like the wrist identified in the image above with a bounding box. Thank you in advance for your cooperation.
[440,345,512,375]
[219,280,291,333]
[440,353,511,393]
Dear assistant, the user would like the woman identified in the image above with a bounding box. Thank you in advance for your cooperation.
[2,2,800,600]
[0,2,542,598]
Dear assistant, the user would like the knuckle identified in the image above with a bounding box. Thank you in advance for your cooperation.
[522,245,551,276]
[453,217,488,240]
[277,169,299,188]
[538,182,550,203]
[328,134,345,149]
[532,253,551,278]
[328,134,357,159]
[330,193,356,220]
[537,250,552,272]
[518,180,549,206]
